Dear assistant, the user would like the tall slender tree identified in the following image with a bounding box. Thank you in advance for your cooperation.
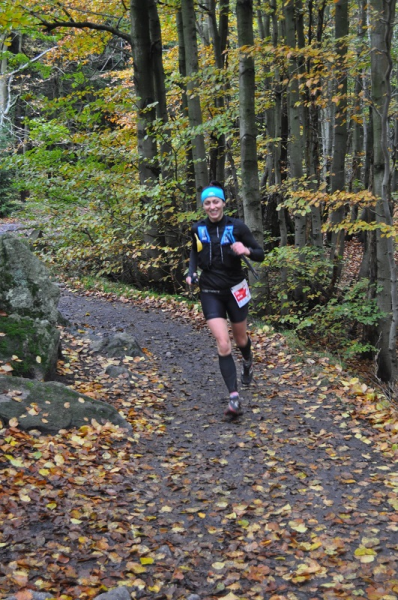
[180,0,209,206]
[206,0,229,184]
[369,0,397,385]
[130,0,159,186]
[236,0,264,249]
[283,0,306,249]
[329,0,349,284]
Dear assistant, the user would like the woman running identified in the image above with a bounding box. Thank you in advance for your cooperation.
[186,183,264,416]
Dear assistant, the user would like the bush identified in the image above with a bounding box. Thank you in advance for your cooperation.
[258,245,381,358]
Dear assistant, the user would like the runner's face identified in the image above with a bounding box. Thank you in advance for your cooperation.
[203,196,224,222]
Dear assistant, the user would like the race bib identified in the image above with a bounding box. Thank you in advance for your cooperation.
[231,279,251,307]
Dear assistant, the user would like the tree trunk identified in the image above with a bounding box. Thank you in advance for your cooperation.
[370,0,397,385]
[207,0,229,184]
[306,0,325,248]
[0,35,8,131]
[180,0,209,206]
[130,0,159,185]
[350,0,366,197]
[236,0,263,250]
[176,9,196,208]
[329,0,349,277]
[284,0,306,249]
[130,0,162,276]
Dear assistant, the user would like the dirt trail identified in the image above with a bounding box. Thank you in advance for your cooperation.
[56,288,398,600]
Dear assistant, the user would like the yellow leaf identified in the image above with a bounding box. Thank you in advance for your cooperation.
[160,505,173,512]
[8,417,18,427]
[140,557,154,565]
[354,547,377,556]
[5,454,23,467]
[212,562,225,570]
[289,520,308,532]
[357,554,376,563]
[36,356,42,363]
[54,454,65,466]
[19,493,31,502]
[198,512,206,518]
[70,518,82,524]
[354,547,377,562]
[126,562,146,574]
[274,503,291,514]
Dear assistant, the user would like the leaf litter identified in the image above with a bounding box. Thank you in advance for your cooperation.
[0,281,397,600]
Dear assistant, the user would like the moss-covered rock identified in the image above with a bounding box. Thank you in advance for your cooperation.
[0,313,60,379]
[0,376,131,433]
[0,234,60,323]
[0,234,61,380]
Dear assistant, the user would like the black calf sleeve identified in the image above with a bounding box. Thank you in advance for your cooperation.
[218,353,237,393]
[238,337,252,361]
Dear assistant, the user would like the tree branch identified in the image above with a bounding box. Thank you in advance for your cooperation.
[29,13,132,45]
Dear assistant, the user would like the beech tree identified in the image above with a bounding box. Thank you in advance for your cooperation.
[329,0,349,280]
[369,0,397,384]
[283,0,306,249]
[236,0,263,247]
[180,0,208,205]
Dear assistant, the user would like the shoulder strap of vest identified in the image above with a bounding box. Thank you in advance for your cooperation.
[220,224,235,245]
[197,225,211,243]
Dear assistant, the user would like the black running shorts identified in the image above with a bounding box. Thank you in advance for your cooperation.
[200,289,249,323]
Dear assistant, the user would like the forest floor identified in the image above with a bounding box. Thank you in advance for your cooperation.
[1,274,398,600]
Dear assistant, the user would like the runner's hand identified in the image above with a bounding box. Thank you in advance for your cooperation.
[231,242,249,257]
[186,274,198,285]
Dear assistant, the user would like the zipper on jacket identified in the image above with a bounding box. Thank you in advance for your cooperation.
[217,225,224,263]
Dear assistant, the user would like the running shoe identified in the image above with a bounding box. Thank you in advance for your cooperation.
[241,358,253,385]
[225,395,243,416]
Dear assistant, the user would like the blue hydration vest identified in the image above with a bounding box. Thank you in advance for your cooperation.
[197,224,235,245]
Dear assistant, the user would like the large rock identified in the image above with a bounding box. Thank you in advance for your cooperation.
[0,234,61,380]
[0,314,60,379]
[0,234,60,323]
[91,332,144,358]
[0,376,131,433]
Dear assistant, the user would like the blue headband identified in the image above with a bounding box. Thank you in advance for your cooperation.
[201,186,225,203]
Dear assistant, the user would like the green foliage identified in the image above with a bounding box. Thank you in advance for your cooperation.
[259,246,381,358]
[260,245,331,315]
[0,166,19,216]
[10,102,198,291]
[307,280,381,357]
[0,134,21,217]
